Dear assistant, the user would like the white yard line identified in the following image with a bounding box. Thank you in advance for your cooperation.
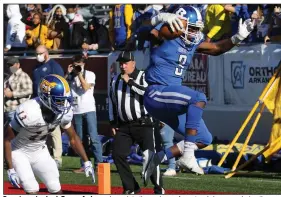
[163,176,200,180]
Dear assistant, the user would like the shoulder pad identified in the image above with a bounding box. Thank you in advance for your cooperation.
[15,100,43,127]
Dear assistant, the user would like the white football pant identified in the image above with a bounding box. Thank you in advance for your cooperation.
[12,145,61,193]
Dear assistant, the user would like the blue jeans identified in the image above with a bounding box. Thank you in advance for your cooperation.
[160,124,176,170]
[73,111,103,167]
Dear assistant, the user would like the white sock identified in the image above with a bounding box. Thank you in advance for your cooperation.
[183,141,198,157]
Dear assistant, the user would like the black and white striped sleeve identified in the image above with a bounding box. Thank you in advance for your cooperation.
[127,71,148,96]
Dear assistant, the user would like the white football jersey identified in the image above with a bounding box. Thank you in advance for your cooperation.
[10,99,73,152]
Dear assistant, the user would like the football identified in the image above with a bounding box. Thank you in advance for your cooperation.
[159,19,187,40]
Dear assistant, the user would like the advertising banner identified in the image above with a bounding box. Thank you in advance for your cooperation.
[223,44,281,105]
[182,53,210,100]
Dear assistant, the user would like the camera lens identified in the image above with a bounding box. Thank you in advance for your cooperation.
[74,65,82,72]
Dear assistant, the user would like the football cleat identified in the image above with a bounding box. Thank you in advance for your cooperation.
[176,155,204,175]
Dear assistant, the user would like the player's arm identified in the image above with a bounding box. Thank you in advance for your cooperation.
[61,111,95,182]
[4,125,16,170]
[140,12,185,42]
[63,124,89,162]
[197,18,254,56]
[4,121,21,188]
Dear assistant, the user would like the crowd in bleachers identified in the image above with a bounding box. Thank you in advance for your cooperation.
[4,4,281,54]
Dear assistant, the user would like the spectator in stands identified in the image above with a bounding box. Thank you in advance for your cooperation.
[41,4,53,19]
[25,12,54,49]
[161,4,180,13]
[4,5,27,52]
[132,4,162,50]
[65,55,103,173]
[192,4,208,21]
[264,5,281,43]
[76,4,95,29]
[46,5,70,50]
[159,123,177,177]
[109,4,133,50]
[66,6,90,49]
[203,4,232,42]
[21,4,41,28]
[82,17,112,54]
[4,57,33,123]
[32,45,64,168]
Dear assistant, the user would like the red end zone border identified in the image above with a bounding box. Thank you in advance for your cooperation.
[4,182,233,195]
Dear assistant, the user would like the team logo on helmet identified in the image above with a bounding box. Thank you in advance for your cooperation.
[40,79,57,93]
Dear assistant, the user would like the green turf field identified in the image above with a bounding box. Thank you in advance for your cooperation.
[4,156,281,194]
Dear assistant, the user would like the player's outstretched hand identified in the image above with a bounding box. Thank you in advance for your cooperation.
[151,13,184,32]
[238,18,254,38]
[7,168,21,188]
[231,18,254,44]
[84,161,96,183]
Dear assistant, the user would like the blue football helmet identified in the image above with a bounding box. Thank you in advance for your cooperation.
[173,5,204,45]
[38,74,72,114]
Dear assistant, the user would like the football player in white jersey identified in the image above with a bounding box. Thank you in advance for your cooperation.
[4,74,96,194]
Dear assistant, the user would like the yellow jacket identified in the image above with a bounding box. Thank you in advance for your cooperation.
[203,4,231,41]
[26,24,53,49]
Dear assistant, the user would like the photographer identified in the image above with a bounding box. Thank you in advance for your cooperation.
[65,55,103,172]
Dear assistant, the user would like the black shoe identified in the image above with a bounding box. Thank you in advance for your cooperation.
[154,186,165,194]
[123,187,141,194]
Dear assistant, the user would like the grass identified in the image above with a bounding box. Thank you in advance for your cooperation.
[4,156,281,194]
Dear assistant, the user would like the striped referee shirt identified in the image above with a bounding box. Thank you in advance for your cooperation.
[108,68,148,124]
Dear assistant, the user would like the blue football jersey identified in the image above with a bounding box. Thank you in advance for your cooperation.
[145,38,199,86]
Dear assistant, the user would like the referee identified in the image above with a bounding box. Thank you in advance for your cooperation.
[108,51,164,194]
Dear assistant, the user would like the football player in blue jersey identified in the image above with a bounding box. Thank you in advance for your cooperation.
[142,5,254,185]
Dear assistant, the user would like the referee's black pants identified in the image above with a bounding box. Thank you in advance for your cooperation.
[112,119,163,193]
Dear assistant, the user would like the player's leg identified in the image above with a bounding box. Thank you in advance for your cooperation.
[143,85,211,178]
[32,146,62,194]
[144,116,212,179]
[175,117,212,174]
[12,150,39,194]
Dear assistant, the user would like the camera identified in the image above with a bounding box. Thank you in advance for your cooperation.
[72,64,82,73]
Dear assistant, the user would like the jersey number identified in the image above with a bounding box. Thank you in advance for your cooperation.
[114,18,121,28]
[175,55,187,76]
[29,131,48,141]
[28,128,55,141]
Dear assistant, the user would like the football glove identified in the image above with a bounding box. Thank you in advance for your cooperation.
[84,161,95,183]
[7,168,20,188]
[231,18,254,45]
[151,13,184,32]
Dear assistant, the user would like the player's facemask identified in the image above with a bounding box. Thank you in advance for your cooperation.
[40,92,73,115]
[181,19,204,45]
